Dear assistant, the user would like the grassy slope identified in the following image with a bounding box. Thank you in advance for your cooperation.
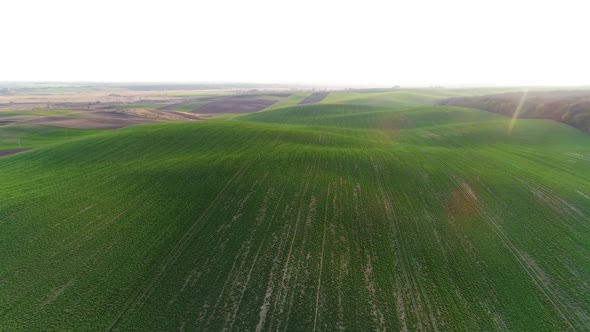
[265,92,311,110]
[439,91,590,133]
[0,125,104,150]
[1,91,589,330]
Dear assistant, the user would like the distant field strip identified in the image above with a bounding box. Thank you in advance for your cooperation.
[195,96,279,114]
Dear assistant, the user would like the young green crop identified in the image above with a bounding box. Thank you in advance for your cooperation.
[0,124,104,150]
[0,91,589,330]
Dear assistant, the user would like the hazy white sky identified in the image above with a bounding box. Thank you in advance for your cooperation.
[2,0,589,86]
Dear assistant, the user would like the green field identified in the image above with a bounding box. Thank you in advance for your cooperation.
[265,92,312,110]
[0,125,104,150]
[1,90,589,330]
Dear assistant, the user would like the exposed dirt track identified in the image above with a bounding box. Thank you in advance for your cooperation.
[298,92,329,105]
[0,148,32,157]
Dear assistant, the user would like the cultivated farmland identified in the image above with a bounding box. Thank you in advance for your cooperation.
[0,89,589,331]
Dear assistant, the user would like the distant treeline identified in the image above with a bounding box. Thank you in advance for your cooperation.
[438,90,590,133]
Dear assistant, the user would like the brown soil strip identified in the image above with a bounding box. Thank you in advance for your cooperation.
[298,92,329,105]
[0,148,32,157]
[121,109,205,121]
[24,116,154,129]
[0,120,19,125]
[194,97,278,114]
[158,99,204,111]
[0,91,181,111]
[91,111,138,119]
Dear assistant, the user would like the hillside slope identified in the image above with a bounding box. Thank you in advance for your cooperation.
[439,90,590,132]
[1,91,589,330]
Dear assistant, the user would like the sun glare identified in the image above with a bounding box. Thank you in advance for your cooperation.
[508,90,528,134]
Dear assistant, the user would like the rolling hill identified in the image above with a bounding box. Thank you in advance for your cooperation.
[1,90,589,331]
[439,90,590,133]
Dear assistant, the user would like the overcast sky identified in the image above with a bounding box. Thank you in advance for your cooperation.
[2,0,589,86]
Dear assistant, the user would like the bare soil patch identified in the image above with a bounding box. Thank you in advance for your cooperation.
[91,111,138,119]
[0,90,292,129]
[0,148,32,157]
[448,180,479,226]
[194,96,278,114]
[118,109,206,121]
[0,91,178,111]
[298,92,329,105]
[158,99,203,111]
[24,116,153,129]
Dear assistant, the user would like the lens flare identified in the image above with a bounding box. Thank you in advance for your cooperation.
[508,90,528,134]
